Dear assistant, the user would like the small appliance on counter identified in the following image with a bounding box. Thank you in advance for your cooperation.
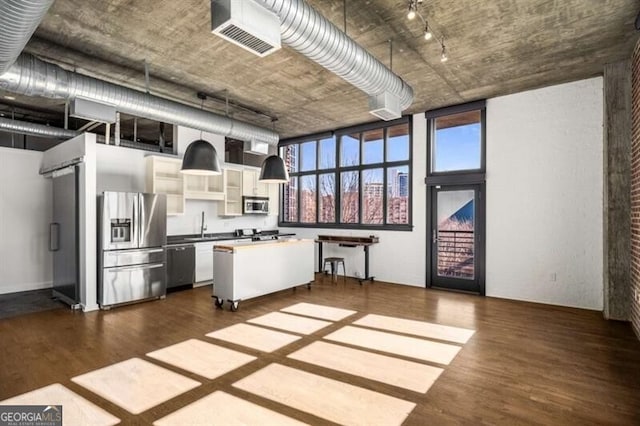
[98,192,167,309]
[243,196,269,214]
[235,228,256,237]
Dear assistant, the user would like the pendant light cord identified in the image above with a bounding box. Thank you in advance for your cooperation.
[199,97,205,140]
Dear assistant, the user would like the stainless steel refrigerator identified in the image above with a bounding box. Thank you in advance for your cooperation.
[98,192,167,308]
[50,165,81,308]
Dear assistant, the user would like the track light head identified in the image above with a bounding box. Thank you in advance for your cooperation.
[424,23,432,40]
[407,1,416,20]
[440,46,448,62]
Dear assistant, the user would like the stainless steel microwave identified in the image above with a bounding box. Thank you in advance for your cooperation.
[243,196,269,214]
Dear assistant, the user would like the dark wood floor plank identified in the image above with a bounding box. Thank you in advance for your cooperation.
[0,277,639,425]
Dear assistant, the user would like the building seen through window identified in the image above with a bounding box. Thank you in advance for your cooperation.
[280,118,411,229]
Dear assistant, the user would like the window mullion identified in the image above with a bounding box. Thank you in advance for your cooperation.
[279,119,412,228]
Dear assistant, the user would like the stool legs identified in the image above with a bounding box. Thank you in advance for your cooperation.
[321,258,346,284]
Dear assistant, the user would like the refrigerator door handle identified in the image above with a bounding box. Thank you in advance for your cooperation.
[49,223,60,251]
[138,194,144,248]
[108,263,165,272]
[105,248,164,257]
[133,194,139,248]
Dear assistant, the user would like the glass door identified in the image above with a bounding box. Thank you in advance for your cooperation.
[429,185,483,294]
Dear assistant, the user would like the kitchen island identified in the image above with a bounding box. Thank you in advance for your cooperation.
[212,239,315,311]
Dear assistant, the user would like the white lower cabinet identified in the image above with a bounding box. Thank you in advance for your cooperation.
[213,239,314,311]
[195,242,215,284]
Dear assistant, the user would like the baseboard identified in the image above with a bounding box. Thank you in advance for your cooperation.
[0,281,53,295]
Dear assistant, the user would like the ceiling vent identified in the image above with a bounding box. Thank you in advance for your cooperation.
[244,139,270,155]
[368,92,402,121]
[211,0,281,57]
[70,98,117,123]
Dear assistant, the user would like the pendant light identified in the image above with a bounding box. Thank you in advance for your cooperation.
[259,118,288,183]
[180,139,222,175]
[259,154,289,183]
[180,94,222,175]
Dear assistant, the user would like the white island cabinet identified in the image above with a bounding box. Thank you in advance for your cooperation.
[194,241,216,285]
[212,239,315,311]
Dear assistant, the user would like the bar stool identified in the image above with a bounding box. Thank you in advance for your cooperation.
[323,257,346,283]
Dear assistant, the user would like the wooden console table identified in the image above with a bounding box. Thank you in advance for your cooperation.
[314,235,379,284]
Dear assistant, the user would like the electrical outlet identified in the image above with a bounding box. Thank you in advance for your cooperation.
[354,271,361,278]
[550,272,557,282]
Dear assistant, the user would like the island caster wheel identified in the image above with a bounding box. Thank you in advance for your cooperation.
[230,301,240,312]
[214,297,224,309]
[307,282,312,289]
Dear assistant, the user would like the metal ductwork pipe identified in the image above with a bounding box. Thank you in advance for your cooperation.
[254,0,414,111]
[0,0,55,75]
[0,116,78,138]
[0,54,280,145]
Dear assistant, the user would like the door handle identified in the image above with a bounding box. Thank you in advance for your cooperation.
[432,233,438,244]
[106,248,164,256]
[49,223,60,251]
[109,263,164,272]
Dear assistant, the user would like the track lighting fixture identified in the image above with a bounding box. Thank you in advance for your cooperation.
[424,23,432,40]
[405,0,449,61]
[407,2,416,20]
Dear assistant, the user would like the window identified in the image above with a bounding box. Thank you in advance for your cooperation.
[280,117,412,230]
[430,108,483,173]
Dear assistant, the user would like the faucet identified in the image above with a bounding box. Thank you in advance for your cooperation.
[200,211,207,238]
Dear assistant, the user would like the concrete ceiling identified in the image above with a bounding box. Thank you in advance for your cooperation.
[1,0,638,139]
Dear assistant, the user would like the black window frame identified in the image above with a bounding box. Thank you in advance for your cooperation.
[279,116,413,231]
[425,100,487,295]
[426,100,486,184]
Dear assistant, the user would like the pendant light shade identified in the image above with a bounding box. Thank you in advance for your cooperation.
[180,139,222,175]
[259,155,289,183]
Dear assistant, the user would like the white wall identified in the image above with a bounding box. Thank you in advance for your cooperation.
[280,116,428,287]
[0,147,52,294]
[166,199,277,236]
[282,78,605,311]
[175,127,225,157]
[95,135,277,237]
[95,143,147,194]
[80,134,99,311]
[485,78,604,310]
[0,80,605,312]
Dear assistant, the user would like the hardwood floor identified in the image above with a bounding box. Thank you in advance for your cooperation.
[1,277,639,425]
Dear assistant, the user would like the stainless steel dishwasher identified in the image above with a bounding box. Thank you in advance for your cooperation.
[166,244,195,290]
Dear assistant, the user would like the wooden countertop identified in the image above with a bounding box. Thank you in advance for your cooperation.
[214,238,314,252]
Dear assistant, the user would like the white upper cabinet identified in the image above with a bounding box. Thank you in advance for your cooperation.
[221,167,243,216]
[184,173,224,201]
[242,167,269,197]
[145,155,185,216]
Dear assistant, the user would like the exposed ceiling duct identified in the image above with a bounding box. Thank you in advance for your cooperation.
[250,0,414,120]
[0,54,279,145]
[0,115,78,139]
[0,0,279,146]
[0,0,55,75]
